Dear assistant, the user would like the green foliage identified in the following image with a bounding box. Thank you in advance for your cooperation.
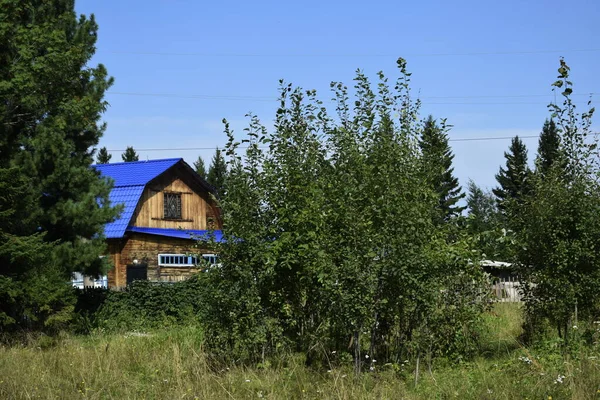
[96,147,112,164]
[207,148,227,195]
[121,146,139,162]
[0,0,118,331]
[493,136,531,212]
[535,119,562,176]
[80,277,208,332]
[465,180,510,260]
[419,115,466,222]
[193,155,207,178]
[202,59,489,367]
[515,59,600,345]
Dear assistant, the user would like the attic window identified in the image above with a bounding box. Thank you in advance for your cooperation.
[164,192,182,219]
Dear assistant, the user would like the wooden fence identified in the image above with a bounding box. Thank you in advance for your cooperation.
[491,276,522,302]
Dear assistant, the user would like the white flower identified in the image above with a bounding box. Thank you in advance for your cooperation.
[554,374,565,384]
[331,350,336,354]
[365,354,370,359]
[518,356,532,365]
[369,366,375,371]
[487,389,493,394]
[573,325,578,330]
[245,379,251,383]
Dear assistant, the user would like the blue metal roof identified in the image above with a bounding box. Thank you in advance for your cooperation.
[94,158,182,238]
[127,227,224,242]
[94,158,181,187]
[103,186,145,238]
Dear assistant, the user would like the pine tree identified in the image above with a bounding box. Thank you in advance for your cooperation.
[535,119,562,175]
[121,146,139,162]
[0,0,119,328]
[194,155,207,178]
[419,115,466,221]
[465,180,506,258]
[96,147,112,164]
[466,180,498,234]
[207,148,227,195]
[493,136,531,211]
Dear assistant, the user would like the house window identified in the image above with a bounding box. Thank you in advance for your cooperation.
[202,254,219,265]
[158,254,198,267]
[164,192,182,219]
[157,253,219,268]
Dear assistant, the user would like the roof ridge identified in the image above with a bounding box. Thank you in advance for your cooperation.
[93,157,182,167]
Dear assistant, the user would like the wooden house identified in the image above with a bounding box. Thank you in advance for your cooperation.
[94,158,222,288]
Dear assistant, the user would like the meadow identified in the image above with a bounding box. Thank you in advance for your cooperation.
[1,304,599,399]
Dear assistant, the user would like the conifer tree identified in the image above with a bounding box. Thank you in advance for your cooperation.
[0,0,118,328]
[121,146,139,162]
[535,119,562,175]
[207,148,227,195]
[493,136,531,211]
[419,115,465,221]
[194,155,207,178]
[96,147,112,164]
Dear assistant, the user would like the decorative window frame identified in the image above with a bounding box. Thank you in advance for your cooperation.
[163,191,182,220]
[157,253,220,268]
[158,253,198,267]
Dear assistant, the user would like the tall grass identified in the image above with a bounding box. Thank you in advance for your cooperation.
[0,305,598,399]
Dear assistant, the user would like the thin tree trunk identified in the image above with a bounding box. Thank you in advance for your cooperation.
[354,330,361,375]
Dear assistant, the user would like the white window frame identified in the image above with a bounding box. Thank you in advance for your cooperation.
[201,253,219,266]
[158,253,198,267]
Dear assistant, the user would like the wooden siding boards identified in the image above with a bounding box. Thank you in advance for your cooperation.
[109,233,212,286]
[131,170,210,230]
[105,164,220,288]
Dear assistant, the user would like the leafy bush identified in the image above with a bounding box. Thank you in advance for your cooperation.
[75,276,208,332]
[200,60,490,367]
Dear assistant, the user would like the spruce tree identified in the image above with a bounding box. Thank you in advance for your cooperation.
[207,148,227,195]
[493,136,531,211]
[535,119,562,175]
[194,155,207,178]
[419,115,465,221]
[0,0,119,328]
[96,147,112,164]
[121,146,139,162]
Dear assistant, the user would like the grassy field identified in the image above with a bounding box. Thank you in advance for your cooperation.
[0,304,599,399]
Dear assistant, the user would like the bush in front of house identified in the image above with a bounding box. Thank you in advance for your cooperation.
[74,275,208,332]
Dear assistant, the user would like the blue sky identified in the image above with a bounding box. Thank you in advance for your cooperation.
[77,0,599,190]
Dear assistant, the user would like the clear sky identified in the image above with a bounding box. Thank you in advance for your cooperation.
[76,0,599,190]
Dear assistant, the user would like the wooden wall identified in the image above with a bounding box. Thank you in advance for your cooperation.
[131,170,215,230]
[107,234,214,288]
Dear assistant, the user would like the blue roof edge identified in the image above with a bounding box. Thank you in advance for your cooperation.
[126,226,225,242]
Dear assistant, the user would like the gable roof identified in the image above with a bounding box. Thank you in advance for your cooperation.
[94,158,182,238]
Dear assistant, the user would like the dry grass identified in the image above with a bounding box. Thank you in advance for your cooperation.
[0,305,599,399]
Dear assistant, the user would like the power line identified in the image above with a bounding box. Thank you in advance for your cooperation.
[105,135,541,153]
[102,48,600,58]
[106,91,596,105]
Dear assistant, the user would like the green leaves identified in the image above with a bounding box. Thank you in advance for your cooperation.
[204,60,488,366]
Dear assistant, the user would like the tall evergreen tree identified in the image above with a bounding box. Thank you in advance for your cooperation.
[207,148,227,195]
[121,146,139,162]
[96,147,112,164]
[493,136,531,211]
[419,115,465,221]
[535,119,562,175]
[194,155,207,178]
[0,0,119,328]
[466,180,498,234]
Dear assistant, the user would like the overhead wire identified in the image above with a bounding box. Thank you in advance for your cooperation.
[102,48,600,58]
[105,135,542,153]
